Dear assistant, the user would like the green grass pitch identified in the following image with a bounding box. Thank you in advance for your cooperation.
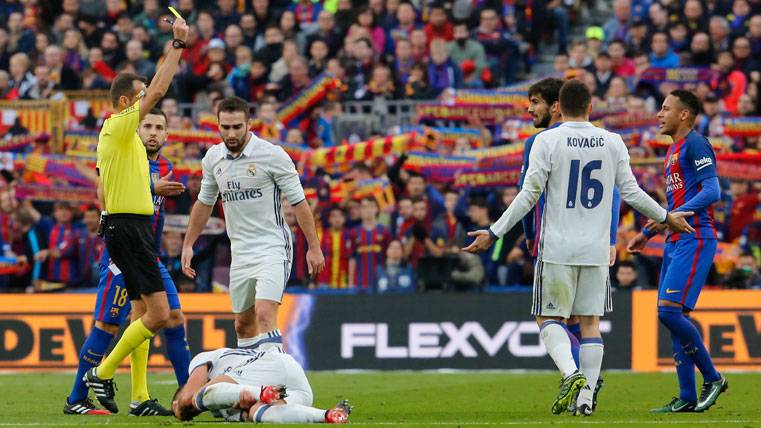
[0,372,758,427]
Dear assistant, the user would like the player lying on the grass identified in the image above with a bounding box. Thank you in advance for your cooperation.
[65,109,189,416]
[172,345,351,423]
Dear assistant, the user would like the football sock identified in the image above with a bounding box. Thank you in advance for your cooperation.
[68,325,114,404]
[673,334,697,403]
[194,383,262,411]
[238,329,283,350]
[163,324,191,386]
[539,320,577,378]
[568,322,582,341]
[97,318,153,379]
[129,337,150,403]
[658,306,720,383]
[577,337,604,406]
[252,404,327,423]
[564,324,581,367]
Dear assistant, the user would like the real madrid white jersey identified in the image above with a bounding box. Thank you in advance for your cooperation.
[198,132,305,267]
[491,122,667,266]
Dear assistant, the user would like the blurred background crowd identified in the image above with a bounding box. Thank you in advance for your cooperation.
[0,0,758,295]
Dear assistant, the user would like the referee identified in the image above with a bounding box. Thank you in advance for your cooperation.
[83,17,189,414]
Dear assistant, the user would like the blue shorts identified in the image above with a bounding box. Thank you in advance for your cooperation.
[657,238,717,310]
[93,260,180,325]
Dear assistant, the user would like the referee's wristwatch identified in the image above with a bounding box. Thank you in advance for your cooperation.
[172,39,187,49]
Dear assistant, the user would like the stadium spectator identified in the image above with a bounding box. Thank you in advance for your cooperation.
[350,197,391,291]
[78,205,102,289]
[448,22,487,83]
[376,239,415,293]
[318,206,353,289]
[613,261,641,290]
[649,32,680,68]
[423,3,453,45]
[725,252,761,289]
[604,0,631,42]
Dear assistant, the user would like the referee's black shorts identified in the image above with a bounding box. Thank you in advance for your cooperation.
[104,214,164,300]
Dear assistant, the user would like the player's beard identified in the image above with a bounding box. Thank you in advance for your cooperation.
[534,113,551,128]
[144,140,163,156]
[224,134,247,154]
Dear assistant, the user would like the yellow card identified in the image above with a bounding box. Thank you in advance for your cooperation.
[168,6,182,19]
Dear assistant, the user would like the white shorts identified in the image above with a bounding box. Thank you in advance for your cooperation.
[531,261,612,318]
[229,260,291,313]
[230,351,313,406]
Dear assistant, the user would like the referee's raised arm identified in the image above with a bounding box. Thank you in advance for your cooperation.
[136,18,189,119]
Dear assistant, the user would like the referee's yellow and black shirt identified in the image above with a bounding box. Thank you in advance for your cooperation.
[96,100,153,215]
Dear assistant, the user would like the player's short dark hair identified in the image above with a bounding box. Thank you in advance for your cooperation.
[146,107,167,123]
[670,89,701,117]
[110,72,147,108]
[528,77,563,105]
[217,96,251,120]
[559,79,592,118]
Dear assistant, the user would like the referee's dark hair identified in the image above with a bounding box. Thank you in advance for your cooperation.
[217,96,251,120]
[528,77,564,105]
[110,72,147,108]
[559,79,592,118]
[669,89,701,118]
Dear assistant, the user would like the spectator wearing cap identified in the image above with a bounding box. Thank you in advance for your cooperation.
[604,0,631,42]
[214,0,241,33]
[206,38,230,74]
[713,50,747,115]
[348,7,387,59]
[307,11,341,58]
[728,0,751,39]
[709,16,731,52]
[585,26,604,58]
[689,32,714,67]
[424,3,453,45]
[608,39,635,77]
[427,38,462,95]
[649,31,680,68]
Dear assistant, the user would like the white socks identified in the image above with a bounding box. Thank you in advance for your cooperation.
[194,383,262,411]
[251,404,326,423]
[238,329,283,350]
[540,320,578,378]
[577,338,604,407]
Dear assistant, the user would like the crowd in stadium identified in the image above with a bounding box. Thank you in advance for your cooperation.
[0,0,759,294]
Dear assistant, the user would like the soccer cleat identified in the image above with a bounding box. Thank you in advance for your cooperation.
[83,367,119,414]
[325,400,352,424]
[259,384,288,405]
[649,397,696,413]
[128,398,173,416]
[574,403,593,416]
[552,371,586,415]
[695,377,728,412]
[63,398,112,415]
[592,377,604,410]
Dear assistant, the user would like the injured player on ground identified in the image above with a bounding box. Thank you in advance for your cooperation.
[172,345,351,423]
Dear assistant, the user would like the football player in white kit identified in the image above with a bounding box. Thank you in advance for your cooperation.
[181,96,325,348]
[464,80,695,416]
[172,341,351,423]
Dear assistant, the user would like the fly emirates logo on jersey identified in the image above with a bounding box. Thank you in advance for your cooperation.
[221,180,263,203]
[341,321,611,359]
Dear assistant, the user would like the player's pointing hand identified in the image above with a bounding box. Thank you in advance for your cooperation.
[665,211,695,234]
[462,230,494,253]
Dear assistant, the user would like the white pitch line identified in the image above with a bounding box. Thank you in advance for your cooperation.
[0,420,759,427]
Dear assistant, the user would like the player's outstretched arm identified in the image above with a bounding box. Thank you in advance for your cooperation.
[139,17,188,119]
[173,364,210,421]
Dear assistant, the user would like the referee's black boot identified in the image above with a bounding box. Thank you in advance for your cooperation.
[83,367,119,414]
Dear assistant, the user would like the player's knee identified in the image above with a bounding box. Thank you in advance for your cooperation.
[94,320,120,336]
[167,310,185,329]
[144,303,170,331]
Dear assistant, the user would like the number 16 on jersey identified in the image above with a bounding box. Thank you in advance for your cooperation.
[567,160,603,209]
